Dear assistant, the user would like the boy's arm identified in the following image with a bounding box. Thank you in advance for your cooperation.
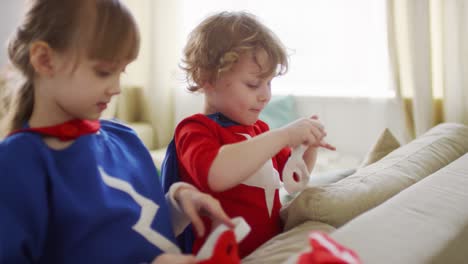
[209,117,335,192]
[303,146,319,172]
[208,128,288,192]
[303,116,336,172]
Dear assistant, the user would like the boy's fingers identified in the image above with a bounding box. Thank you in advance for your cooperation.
[310,125,326,139]
[320,141,336,151]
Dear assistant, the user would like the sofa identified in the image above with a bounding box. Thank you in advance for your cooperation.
[242,122,468,264]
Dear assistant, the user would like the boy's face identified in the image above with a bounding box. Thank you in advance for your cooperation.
[40,51,128,123]
[204,50,274,125]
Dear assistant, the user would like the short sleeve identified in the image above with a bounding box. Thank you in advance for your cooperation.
[175,117,221,192]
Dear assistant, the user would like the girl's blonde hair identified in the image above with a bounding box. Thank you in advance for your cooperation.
[181,11,288,92]
[1,0,140,137]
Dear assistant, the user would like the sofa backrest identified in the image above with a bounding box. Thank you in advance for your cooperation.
[281,123,468,230]
[330,153,468,264]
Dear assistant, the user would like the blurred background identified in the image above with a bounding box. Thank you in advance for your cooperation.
[2,0,467,173]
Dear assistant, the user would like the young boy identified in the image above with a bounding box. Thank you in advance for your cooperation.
[173,11,334,257]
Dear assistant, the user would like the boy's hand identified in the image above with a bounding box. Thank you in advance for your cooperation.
[310,115,336,151]
[280,116,335,150]
[175,187,234,237]
[152,253,197,264]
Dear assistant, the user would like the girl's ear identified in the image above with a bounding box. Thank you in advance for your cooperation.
[29,41,55,77]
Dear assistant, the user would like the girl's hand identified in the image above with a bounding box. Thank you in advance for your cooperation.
[175,187,234,237]
[151,253,196,264]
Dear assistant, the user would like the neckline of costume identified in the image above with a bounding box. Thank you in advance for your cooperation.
[9,119,101,141]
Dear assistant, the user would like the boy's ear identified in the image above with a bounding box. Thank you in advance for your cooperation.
[202,80,214,91]
[202,76,217,91]
[29,41,55,77]
[199,71,216,91]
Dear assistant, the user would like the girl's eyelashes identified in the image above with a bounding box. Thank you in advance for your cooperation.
[93,61,127,78]
[94,66,127,77]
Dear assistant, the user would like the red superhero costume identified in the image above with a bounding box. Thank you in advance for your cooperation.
[175,113,291,257]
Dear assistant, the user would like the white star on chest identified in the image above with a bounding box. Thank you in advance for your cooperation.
[237,133,282,217]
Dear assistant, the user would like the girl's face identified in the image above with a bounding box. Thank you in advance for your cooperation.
[204,50,274,125]
[36,51,128,124]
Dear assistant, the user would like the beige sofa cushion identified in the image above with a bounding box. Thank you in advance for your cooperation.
[329,153,468,264]
[128,122,155,150]
[242,221,336,264]
[360,128,400,167]
[281,123,468,230]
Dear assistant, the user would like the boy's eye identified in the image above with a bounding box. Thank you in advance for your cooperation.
[247,83,259,89]
[95,70,112,77]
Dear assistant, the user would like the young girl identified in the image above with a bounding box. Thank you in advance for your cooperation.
[0,1,233,263]
[173,11,335,257]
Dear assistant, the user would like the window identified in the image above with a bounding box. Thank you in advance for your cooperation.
[178,0,392,98]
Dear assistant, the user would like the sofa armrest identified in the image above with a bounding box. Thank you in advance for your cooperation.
[127,122,155,150]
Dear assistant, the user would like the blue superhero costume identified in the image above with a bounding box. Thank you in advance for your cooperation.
[0,120,180,264]
[161,113,239,254]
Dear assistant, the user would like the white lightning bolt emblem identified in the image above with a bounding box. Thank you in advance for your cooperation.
[99,167,181,254]
[237,134,282,217]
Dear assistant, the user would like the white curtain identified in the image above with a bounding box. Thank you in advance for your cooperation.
[387,0,468,140]
[121,0,180,148]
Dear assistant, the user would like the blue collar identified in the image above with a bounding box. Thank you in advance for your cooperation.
[206,113,240,128]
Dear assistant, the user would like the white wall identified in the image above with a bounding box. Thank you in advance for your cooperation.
[1,1,407,159]
[0,1,24,66]
[294,96,405,157]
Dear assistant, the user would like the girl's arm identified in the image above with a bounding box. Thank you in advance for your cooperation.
[151,253,196,264]
[166,183,234,237]
[166,183,195,236]
[0,143,48,263]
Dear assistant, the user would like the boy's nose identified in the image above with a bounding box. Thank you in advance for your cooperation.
[258,86,271,102]
[258,94,269,102]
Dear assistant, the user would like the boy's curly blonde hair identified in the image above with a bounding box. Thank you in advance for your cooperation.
[181,11,288,92]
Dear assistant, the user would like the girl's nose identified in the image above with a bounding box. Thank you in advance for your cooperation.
[107,78,121,96]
